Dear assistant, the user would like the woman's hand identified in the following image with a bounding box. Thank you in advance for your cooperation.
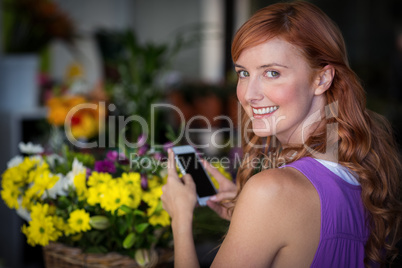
[202,159,237,221]
[161,149,198,223]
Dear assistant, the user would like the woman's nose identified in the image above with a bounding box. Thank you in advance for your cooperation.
[244,78,264,103]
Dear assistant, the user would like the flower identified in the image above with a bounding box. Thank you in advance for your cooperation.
[1,142,173,264]
[68,209,91,233]
[94,160,116,174]
[19,142,44,154]
[46,95,104,140]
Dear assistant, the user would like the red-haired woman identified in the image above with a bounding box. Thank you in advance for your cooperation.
[161,1,402,267]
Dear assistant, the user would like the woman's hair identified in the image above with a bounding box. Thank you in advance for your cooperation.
[231,1,402,267]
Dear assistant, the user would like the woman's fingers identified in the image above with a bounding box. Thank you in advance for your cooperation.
[210,191,237,202]
[201,159,226,182]
[167,149,180,181]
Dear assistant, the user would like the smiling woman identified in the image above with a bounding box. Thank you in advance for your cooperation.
[235,37,331,142]
[161,1,402,268]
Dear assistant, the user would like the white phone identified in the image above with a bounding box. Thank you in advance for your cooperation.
[171,145,217,206]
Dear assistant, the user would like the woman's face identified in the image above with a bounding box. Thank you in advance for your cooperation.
[235,37,326,145]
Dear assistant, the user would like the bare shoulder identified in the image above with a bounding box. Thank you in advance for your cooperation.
[234,166,320,245]
[212,166,320,267]
[240,166,317,205]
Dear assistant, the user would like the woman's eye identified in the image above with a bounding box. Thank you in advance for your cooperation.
[238,70,249,78]
[266,70,279,78]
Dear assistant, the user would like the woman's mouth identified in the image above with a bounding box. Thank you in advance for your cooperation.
[252,106,279,116]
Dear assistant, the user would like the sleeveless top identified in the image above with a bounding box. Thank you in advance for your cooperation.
[284,157,369,268]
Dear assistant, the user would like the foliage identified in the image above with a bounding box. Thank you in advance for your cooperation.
[0,141,172,266]
[95,27,201,142]
[2,0,76,54]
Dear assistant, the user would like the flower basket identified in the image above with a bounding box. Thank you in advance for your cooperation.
[43,242,173,268]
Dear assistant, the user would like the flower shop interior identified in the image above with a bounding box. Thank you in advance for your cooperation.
[0,0,401,267]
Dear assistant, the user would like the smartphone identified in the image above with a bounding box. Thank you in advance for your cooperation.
[171,145,217,206]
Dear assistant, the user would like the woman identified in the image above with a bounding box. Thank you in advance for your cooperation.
[161,1,402,267]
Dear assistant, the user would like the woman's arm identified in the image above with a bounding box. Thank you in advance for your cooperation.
[161,149,199,268]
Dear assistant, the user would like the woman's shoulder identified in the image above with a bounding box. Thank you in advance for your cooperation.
[220,166,320,266]
[241,166,316,202]
[235,166,320,229]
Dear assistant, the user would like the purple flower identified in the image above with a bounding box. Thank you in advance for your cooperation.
[94,160,116,174]
[141,173,148,190]
[136,134,149,156]
[138,144,149,156]
[153,152,163,161]
[137,134,147,147]
[106,150,127,162]
[86,168,93,178]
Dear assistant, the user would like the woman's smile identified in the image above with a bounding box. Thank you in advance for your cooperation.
[252,105,279,117]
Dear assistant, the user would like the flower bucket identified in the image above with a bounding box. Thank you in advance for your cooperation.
[43,242,173,268]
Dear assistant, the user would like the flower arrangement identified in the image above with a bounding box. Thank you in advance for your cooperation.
[0,140,172,266]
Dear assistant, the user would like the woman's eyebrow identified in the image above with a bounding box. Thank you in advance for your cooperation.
[234,63,289,69]
[234,64,245,69]
[258,63,289,69]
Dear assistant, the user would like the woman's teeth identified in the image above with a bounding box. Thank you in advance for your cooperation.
[253,106,279,115]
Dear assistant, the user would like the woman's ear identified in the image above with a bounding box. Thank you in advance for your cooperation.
[314,65,335,95]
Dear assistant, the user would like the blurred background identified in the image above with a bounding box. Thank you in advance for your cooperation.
[0,0,401,267]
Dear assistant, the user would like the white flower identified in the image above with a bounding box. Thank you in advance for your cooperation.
[7,156,23,168]
[16,198,31,221]
[18,142,44,155]
[49,158,87,198]
[65,158,86,185]
[44,174,66,199]
[16,207,31,222]
[46,154,65,168]
[70,158,86,177]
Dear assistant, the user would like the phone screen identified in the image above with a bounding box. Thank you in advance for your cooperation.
[176,153,216,197]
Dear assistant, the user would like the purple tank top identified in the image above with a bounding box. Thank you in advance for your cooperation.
[285,157,369,268]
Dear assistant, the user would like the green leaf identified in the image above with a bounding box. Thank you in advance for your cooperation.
[135,223,149,234]
[133,209,146,217]
[119,205,132,214]
[89,215,111,230]
[123,232,136,249]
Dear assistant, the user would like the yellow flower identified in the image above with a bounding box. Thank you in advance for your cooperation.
[148,209,170,227]
[65,62,84,80]
[142,186,162,210]
[2,166,25,188]
[88,172,112,186]
[21,224,35,246]
[100,180,130,213]
[122,173,142,209]
[147,175,163,189]
[31,203,50,219]
[52,215,68,234]
[1,185,20,209]
[30,170,59,198]
[21,187,38,209]
[68,209,91,233]
[74,171,88,200]
[26,216,56,246]
[87,184,105,205]
[70,112,98,139]
[28,161,50,184]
